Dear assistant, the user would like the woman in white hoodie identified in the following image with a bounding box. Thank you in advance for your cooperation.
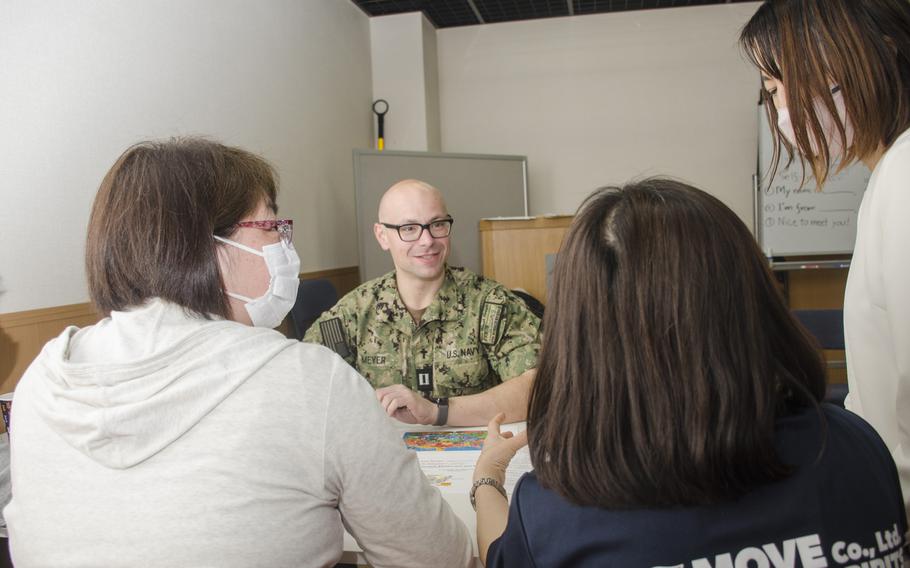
[5,138,472,568]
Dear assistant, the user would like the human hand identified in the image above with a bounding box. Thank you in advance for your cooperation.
[473,413,528,485]
[375,384,437,425]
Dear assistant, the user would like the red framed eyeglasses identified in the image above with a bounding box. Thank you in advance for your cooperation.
[232,219,293,244]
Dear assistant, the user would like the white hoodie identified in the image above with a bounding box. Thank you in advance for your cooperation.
[5,299,472,568]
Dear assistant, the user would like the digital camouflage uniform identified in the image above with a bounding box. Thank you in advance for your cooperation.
[304,266,541,397]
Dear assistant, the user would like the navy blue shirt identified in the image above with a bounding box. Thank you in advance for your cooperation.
[487,405,907,567]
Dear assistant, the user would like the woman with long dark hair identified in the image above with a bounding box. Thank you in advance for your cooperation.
[740,0,910,519]
[472,179,906,566]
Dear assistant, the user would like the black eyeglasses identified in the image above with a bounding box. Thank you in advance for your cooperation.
[380,217,454,242]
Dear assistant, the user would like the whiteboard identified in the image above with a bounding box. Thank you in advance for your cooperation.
[757,105,870,256]
[353,150,528,282]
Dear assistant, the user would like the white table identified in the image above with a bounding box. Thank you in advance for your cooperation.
[339,421,530,567]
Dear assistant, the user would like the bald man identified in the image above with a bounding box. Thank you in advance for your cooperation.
[304,179,540,427]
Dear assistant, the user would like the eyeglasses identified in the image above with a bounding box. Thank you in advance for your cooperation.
[380,217,454,242]
[232,219,293,244]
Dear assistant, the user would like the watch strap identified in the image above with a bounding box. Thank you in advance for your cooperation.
[432,397,449,426]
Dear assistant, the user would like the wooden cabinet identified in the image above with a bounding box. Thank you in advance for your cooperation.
[777,261,850,384]
[478,216,573,304]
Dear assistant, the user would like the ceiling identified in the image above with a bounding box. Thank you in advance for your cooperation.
[351,0,756,29]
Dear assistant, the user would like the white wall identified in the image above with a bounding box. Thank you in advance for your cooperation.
[370,12,440,151]
[437,3,762,225]
[0,0,372,313]
[0,2,767,313]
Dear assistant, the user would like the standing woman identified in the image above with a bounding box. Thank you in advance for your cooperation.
[740,0,910,518]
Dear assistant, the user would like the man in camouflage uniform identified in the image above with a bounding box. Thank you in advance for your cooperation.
[305,179,540,427]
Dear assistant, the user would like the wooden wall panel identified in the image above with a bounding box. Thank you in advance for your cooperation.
[0,303,102,396]
[0,267,361,399]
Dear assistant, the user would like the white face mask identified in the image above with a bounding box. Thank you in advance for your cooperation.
[776,87,853,163]
[214,235,300,329]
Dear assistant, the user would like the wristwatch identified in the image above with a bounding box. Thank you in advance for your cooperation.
[432,397,449,426]
[470,477,507,510]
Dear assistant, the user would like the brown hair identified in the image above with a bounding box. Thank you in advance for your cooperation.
[740,0,910,186]
[86,137,278,318]
[527,178,826,508]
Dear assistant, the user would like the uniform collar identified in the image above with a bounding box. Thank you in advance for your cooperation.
[375,266,466,326]
[373,271,410,325]
[421,266,466,324]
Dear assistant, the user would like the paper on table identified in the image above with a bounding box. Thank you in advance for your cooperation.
[403,430,486,451]
[343,423,532,560]
[404,425,533,495]
[504,447,532,495]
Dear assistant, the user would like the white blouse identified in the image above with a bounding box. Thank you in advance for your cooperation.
[844,126,910,519]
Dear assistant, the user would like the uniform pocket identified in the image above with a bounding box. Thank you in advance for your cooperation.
[436,355,492,396]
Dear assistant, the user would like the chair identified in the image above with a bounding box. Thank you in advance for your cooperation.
[289,279,339,340]
[791,309,848,408]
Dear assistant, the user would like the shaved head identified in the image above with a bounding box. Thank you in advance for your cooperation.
[373,179,451,284]
[378,179,447,223]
